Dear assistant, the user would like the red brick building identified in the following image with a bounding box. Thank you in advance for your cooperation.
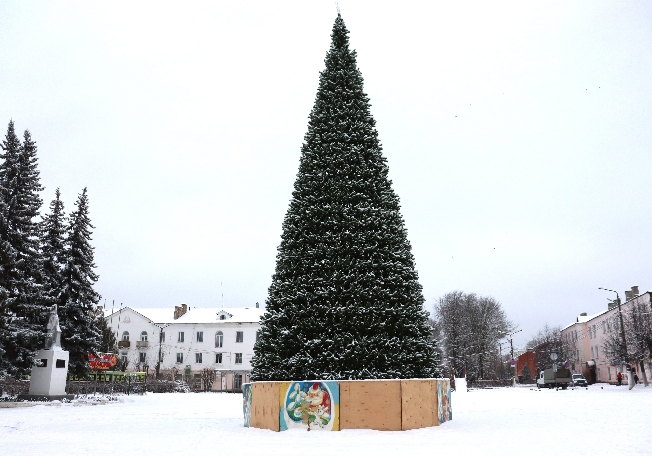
[516,350,537,382]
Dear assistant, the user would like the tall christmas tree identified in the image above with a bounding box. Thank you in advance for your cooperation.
[60,188,101,376]
[251,15,439,381]
[0,122,46,377]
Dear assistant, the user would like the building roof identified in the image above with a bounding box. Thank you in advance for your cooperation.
[105,307,177,325]
[174,307,264,324]
[105,306,264,325]
[561,308,611,331]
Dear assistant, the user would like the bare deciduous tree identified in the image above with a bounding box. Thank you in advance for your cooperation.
[603,302,652,386]
[200,366,217,392]
[527,324,568,374]
[434,291,513,382]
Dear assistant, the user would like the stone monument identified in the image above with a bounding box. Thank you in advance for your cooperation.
[18,305,74,401]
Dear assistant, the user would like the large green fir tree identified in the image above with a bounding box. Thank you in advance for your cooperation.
[251,15,439,381]
[0,122,46,377]
[40,188,67,308]
[60,188,101,376]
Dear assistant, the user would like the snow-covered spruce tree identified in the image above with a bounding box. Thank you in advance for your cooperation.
[0,122,46,377]
[521,363,533,383]
[251,15,439,381]
[40,188,67,309]
[60,188,101,377]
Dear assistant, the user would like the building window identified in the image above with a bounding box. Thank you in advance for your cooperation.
[215,331,223,348]
[197,331,203,343]
[196,353,203,364]
[140,331,148,342]
[236,331,244,343]
[215,353,222,364]
[597,368,601,381]
[176,353,183,363]
[219,315,226,320]
[234,374,243,390]
[178,332,185,342]
[122,331,130,341]
[608,368,612,380]
[595,346,599,358]
[590,346,594,358]
[589,329,593,339]
[121,352,128,363]
[161,332,165,341]
[235,353,242,364]
[593,325,597,337]
[139,352,146,363]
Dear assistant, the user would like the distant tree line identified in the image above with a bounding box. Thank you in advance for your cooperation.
[0,120,106,379]
[432,291,513,382]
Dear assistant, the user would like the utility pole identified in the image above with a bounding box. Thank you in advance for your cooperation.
[500,329,522,383]
[505,329,522,360]
[156,327,164,379]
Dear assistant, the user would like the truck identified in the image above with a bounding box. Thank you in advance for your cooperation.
[536,367,572,389]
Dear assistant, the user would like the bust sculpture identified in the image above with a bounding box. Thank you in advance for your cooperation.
[44,304,62,350]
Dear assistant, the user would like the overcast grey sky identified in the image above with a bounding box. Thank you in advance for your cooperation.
[1,1,650,349]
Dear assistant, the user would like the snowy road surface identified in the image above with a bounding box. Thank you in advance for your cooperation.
[1,384,651,455]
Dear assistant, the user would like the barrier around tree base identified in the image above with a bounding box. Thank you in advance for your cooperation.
[243,378,451,432]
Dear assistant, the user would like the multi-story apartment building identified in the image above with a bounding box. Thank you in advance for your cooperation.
[561,286,651,384]
[105,304,263,391]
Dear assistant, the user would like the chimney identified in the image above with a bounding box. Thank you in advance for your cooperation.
[632,285,639,296]
[580,312,587,316]
[625,291,633,302]
[174,304,189,320]
[255,302,259,308]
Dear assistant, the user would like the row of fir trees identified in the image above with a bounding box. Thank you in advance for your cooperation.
[0,120,104,379]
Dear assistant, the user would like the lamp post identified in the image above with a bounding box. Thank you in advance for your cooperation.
[598,287,628,361]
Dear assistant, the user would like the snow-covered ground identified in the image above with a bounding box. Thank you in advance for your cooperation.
[1,384,651,455]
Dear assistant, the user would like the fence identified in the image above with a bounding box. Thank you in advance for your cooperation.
[0,379,29,399]
[467,379,513,389]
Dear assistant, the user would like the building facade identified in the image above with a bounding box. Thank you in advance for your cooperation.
[561,286,652,384]
[105,304,263,391]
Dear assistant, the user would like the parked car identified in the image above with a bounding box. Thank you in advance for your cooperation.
[572,374,588,387]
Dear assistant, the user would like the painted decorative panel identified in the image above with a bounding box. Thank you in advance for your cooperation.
[437,379,452,424]
[242,383,252,427]
[280,381,340,431]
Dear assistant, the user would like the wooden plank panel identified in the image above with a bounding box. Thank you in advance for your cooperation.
[401,380,436,430]
[250,382,280,432]
[339,380,402,431]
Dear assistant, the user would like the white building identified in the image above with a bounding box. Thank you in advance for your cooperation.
[105,304,263,391]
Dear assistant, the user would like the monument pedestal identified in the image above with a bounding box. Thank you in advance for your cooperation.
[17,348,73,401]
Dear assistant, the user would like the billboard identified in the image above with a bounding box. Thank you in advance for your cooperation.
[88,353,118,370]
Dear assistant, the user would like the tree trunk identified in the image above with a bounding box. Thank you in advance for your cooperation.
[639,360,649,387]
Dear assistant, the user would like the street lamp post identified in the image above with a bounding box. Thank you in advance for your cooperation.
[598,288,628,361]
